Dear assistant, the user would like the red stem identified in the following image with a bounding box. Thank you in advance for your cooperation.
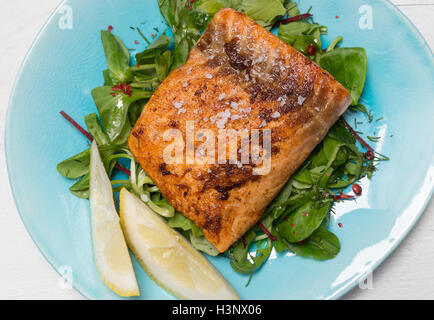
[273,13,313,28]
[333,192,355,201]
[257,222,277,241]
[60,111,94,142]
[59,111,131,176]
[115,163,131,176]
[242,237,247,248]
[340,118,374,152]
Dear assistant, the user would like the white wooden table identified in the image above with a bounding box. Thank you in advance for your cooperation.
[0,0,433,300]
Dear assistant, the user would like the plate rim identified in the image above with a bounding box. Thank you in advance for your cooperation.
[4,0,434,300]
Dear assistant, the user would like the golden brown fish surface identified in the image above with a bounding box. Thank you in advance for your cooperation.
[128,8,352,252]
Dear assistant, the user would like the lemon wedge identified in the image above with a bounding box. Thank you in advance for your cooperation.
[89,141,139,297]
[119,188,239,300]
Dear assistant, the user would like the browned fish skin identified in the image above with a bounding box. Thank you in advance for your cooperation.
[128,8,352,253]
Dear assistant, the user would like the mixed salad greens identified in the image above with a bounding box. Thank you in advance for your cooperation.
[57,0,387,281]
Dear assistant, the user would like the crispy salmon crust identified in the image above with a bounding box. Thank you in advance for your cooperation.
[128,8,351,252]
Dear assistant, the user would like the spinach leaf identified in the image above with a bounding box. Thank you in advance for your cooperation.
[57,148,92,179]
[128,100,145,125]
[319,48,367,105]
[272,226,288,253]
[235,0,286,29]
[84,113,109,145]
[328,120,356,145]
[158,0,209,70]
[167,211,219,255]
[190,233,220,256]
[278,20,326,59]
[277,201,332,243]
[196,0,288,29]
[155,50,173,81]
[168,212,196,231]
[168,212,202,237]
[70,189,90,199]
[111,116,133,145]
[195,0,230,15]
[103,69,114,86]
[264,179,293,219]
[101,30,132,84]
[135,33,172,65]
[292,167,313,185]
[283,226,341,260]
[284,0,300,17]
[91,86,152,142]
[327,148,363,188]
[228,231,272,274]
[57,144,122,179]
[69,173,90,199]
[63,146,128,199]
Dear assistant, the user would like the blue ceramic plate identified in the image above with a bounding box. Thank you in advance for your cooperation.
[6,0,434,299]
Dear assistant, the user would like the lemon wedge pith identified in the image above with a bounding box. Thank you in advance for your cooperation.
[119,188,239,300]
[89,141,139,297]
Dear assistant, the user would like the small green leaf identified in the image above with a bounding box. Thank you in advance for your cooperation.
[243,0,286,29]
[84,113,110,145]
[283,226,341,260]
[57,144,121,179]
[195,0,230,15]
[277,201,332,243]
[284,0,300,17]
[168,212,196,231]
[101,30,132,84]
[229,231,272,275]
[91,86,152,142]
[135,33,172,65]
[69,174,90,199]
[190,233,220,256]
[319,48,367,105]
[103,69,114,86]
[155,50,173,82]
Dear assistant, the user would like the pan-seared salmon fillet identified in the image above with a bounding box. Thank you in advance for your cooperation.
[128,8,351,253]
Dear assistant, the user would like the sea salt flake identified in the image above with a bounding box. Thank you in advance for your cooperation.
[205,73,213,79]
[298,96,306,105]
[215,110,231,129]
[230,101,239,110]
[240,107,251,114]
[172,100,184,109]
[271,111,281,119]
